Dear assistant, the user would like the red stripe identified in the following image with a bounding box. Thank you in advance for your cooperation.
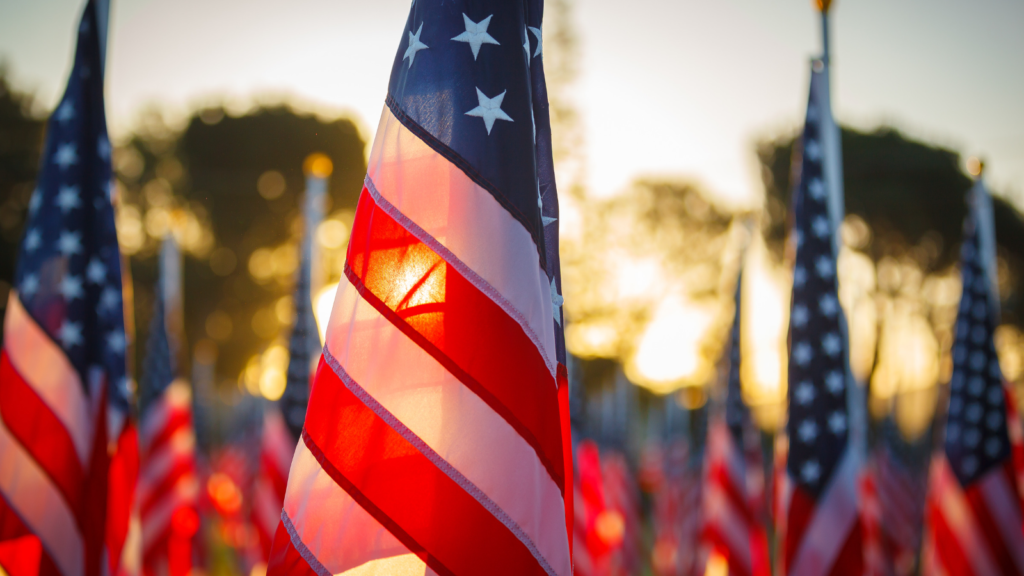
[927,496,974,576]
[139,458,194,517]
[829,515,863,576]
[965,470,1021,576]
[105,422,139,576]
[261,450,289,501]
[708,460,757,527]
[300,356,552,576]
[141,410,191,460]
[268,520,320,576]
[782,485,814,573]
[0,494,62,576]
[345,187,564,494]
[0,350,85,525]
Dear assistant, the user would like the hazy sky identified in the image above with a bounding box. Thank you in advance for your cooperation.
[1,0,1022,207]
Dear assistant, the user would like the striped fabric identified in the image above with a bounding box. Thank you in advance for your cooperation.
[0,1,135,575]
[652,441,703,576]
[921,179,1024,576]
[266,1,571,574]
[702,274,769,576]
[867,442,927,576]
[601,453,642,575]
[137,262,198,575]
[254,409,294,561]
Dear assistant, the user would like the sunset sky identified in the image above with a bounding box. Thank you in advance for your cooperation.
[2,0,1022,207]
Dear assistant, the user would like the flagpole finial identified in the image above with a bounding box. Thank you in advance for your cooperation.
[967,157,985,178]
[304,153,333,178]
[815,0,833,13]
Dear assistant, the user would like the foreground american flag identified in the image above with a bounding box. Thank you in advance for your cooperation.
[267,0,572,573]
[921,178,1024,575]
[137,239,199,576]
[702,274,769,576]
[778,58,862,576]
[0,1,137,574]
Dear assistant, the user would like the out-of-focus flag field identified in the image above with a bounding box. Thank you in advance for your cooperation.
[2,0,1024,575]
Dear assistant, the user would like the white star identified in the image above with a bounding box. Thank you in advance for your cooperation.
[968,376,984,396]
[86,258,106,284]
[826,371,844,394]
[98,136,111,160]
[107,330,126,354]
[791,304,809,327]
[798,420,818,442]
[59,321,83,348]
[985,437,1002,457]
[523,31,531,65]
[24,229,41,252]
[551,276,563,325]
[965,403,983,423]
[57,230,83,256]
[21,274,39,297]
[55,101,75,123]
[972,301,987,320]
[54,143,78,170]
[403,23,429,68]
[804,140,822,161]
[987,386,1003,405]
[99,287,120,313]
[793,267,807,289]
[56,185,81,213]
[828,411,847,434]
[528,26,543,57]
[970,351,986,372]
[961,456,978,476]
[792,342,813,366]
[801,460,821,483]
[452,14,499,60]
[465,88,513,135]
[812,215,830,238]
[964,428,981,448]
[815,256,834,278]
[822,333,842,357]
[819,294,839,317]
[794,381,815,405]
[60,275,84,301]
[543,215,558,227]
[28,190,42,214]
[808,178,825,200]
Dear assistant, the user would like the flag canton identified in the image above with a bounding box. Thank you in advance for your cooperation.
[139,290,173,415]
[726,278,747,444]
[388,0,544,262]
[945,210,1010,486]
[14,1,127,411]
[786,70,849,498]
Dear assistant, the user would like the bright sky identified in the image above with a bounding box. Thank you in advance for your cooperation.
[2,0,1022,207]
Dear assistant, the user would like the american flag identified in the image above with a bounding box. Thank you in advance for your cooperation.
[702,275,770,576]
[652,439,703,576]
[253,170,323,561]
[137,239,199,575]
[267,1,572,574]
[921,179,1024,575]
[0,1,135,575]
[601,452,642,576]
[779,59,862,576]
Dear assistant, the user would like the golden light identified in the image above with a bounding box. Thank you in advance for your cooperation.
[740,237,790,430]
[259,367,286,401]
[339,554,427,576]
[271,244,299,277]
[257,170,286,200]
[250,563,268,576]
[276,295,295,325]
[315,282,339,344]
[249,248,273,281]
[652,539,678,575]
[206,473,242,515]
[628,295,715,393]
[304,153,334,178]
[594,509,625,547]
[967,157,984,177]
[565,321,620,359]
[317,219,350,249]
[704,550,729,576]
[814,0,833,13]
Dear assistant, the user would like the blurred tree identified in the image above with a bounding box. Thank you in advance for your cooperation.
[0,68,45,338]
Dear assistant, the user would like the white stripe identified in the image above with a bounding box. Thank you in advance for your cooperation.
[253,475,283,539]
[789,448,860,576]
[263,408,297,474]
[979,468,1024,572]
[140,473,198,553]
[140,380,191,446]
[325,277,570,576]
[3,291,92,465]
[703,481,753,573]
[0,411,83,576]
[283,441,415,575]
[931,457,1000,576]
[366,107,555,375]
[136,427,194,505]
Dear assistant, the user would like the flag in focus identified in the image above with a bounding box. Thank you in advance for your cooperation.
[266,0,572,574]
[778,57,862,576]
[137,237,199,576]
[702,271,769,576]
[921,177,1024,575]
[0,1,136,575]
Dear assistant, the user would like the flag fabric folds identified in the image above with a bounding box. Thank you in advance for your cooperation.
[702,274,769,576]
[267,1,571,574]
[921,179,1024,576]
[137,239,199,576]
[778,60,862,576]
[0,1,134,574]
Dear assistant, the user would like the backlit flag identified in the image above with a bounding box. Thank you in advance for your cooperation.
[921,178,1024,575]
[253,164,325,561]
[0,1,136,575]
[702,274,769,576]
[866,427,929,576]
[266,0,572,574]
[137,238,198,576]
[779,59,862,576]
